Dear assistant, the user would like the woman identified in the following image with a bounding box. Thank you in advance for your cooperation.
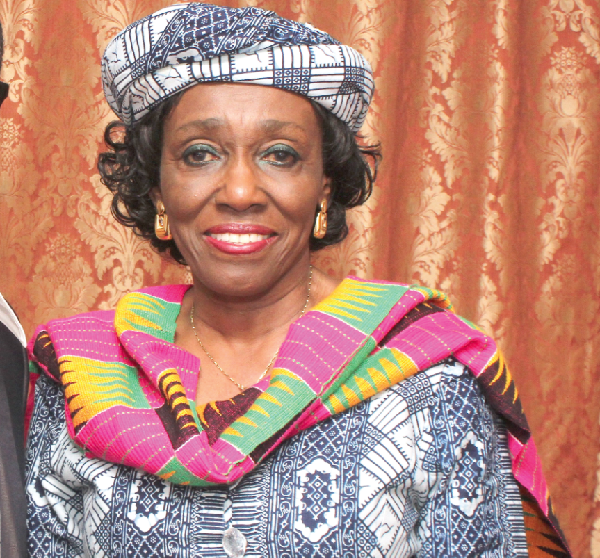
[25,4,570,557]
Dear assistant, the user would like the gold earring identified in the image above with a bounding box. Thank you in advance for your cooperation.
[313,199,328,239]
[155,200,172,240]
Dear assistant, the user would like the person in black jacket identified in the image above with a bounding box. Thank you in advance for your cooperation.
[0,20,28,558]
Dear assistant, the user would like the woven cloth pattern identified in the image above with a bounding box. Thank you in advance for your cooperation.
[101,3,374,131]
[26,363,531,557]
[27,278,570,554]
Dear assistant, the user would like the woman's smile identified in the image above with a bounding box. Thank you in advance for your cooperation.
[204,223,278,254]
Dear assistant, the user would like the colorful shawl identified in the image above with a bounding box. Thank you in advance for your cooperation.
[28,277,570,556]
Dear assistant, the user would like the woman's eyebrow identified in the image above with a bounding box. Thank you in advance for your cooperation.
[174,118,224,134]
[259,119,306,134]
[174,118,307,137]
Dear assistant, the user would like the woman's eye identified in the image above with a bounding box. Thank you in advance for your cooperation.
[262,144,300,167]
[182,144,220,166]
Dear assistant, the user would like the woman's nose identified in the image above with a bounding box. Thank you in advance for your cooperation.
[216,155,265,212]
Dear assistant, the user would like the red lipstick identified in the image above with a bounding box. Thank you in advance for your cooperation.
[204,224,277,255]
[205,224,275,235]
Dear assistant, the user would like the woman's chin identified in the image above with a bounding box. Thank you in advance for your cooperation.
[189,269,276,300]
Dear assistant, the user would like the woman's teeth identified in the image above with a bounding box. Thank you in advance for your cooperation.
[209,233,270,244]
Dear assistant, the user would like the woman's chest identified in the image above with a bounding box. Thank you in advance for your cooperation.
[77,395,425,558]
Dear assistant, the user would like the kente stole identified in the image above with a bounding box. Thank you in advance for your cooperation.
[28,278,570,555]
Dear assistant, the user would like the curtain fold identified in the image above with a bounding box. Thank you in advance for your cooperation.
[1,0,598,555]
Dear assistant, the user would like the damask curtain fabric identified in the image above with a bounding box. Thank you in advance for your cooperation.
[0,0,599,556]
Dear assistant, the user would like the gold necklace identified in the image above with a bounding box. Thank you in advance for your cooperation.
[190,267,313,392]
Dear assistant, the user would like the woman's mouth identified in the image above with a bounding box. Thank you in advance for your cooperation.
[204,225,277,254]
[209,233,271,244]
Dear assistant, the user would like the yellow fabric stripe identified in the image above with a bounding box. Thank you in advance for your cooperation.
[341,384,362,407]
[328,394,346,414]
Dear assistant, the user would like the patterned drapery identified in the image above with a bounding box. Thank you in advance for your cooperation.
[1,0,599,555]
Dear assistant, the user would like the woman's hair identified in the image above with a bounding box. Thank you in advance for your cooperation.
[98,92,381,265]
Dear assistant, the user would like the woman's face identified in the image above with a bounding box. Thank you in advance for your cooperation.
[157,83,330,299]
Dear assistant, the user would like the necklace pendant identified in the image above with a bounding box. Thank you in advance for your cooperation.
[222,526,247,557]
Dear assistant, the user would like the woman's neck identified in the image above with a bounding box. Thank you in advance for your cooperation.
[185,266,319,342]
[174,265,340,405]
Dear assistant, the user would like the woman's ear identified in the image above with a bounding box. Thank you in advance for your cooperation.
[322,177,332,202]
[149,188,162,206]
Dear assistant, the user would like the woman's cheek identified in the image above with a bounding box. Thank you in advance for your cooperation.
[161,175,210,221]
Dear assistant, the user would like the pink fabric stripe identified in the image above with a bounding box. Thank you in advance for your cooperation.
[119,330,200,395]
[173,430,216,476]
[138,284,190,303]
[139,372,166,408]
[45,316,131,363]
[382,310,498,379]
[76,408,173,475]
[276,311,364,392]
[384,317,480,370]
[508,435,549,515]
[195,438,248,477]
[177,436,253,482]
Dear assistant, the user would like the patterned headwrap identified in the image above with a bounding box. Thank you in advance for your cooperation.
[101,3,374,133]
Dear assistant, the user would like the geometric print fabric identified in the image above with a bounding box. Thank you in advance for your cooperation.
[26,360,528,557]
[101,3,374,131]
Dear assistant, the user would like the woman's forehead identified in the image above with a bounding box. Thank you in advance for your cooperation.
[165,83,320,137]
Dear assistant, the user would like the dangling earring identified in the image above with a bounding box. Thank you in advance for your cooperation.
[154,200,172,240]
[313,199,328,239]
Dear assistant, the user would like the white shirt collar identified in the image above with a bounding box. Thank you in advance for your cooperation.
[0,292,26,347]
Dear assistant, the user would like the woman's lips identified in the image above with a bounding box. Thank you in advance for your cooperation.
[204,225,277,254]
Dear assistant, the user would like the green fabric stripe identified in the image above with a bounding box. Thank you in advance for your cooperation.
[124,294,181,342]
[221,372,315,454]
[157,456,212,487]
[317,281,409,334]
[84,361,149,409]
[320,337,377,400]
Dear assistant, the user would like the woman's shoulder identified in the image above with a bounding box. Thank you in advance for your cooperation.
[28,284,190,345]
[31,284,190,333]
[371,357,492,427]
[33,307,116,334]
[334,275,456,321]
[377,358,504,460]
[26,284,189,383]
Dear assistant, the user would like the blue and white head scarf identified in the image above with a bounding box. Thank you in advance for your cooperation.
[101,3,374,133]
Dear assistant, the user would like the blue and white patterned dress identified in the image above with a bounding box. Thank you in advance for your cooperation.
[26,359,528,557]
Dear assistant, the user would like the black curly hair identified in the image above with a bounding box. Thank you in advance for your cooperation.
[98,91,381,265]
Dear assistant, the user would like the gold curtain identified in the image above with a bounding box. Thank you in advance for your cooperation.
[1,0,599,555]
